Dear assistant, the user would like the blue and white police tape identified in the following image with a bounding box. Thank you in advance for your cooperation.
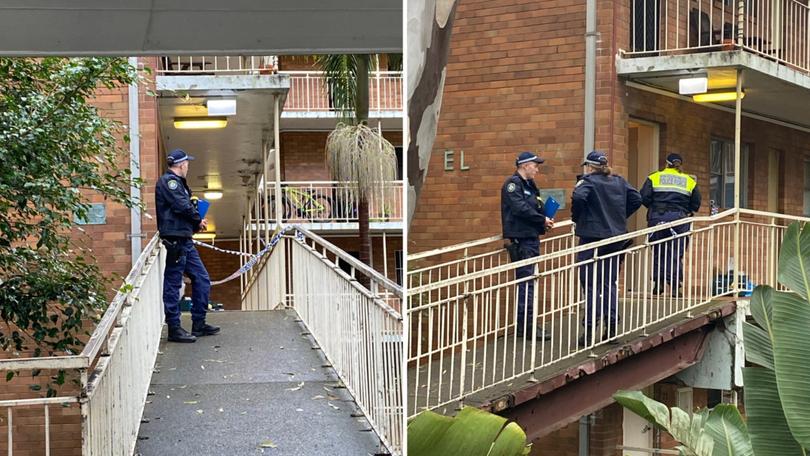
[194,226,303,286]
[192,240,254,257]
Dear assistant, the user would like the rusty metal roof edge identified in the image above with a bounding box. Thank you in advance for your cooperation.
[481,300,739,412]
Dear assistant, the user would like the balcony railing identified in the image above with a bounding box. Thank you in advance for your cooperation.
[406,208,797,416]
[283,70,403,112]
[624,0,810,74]
[158,55,278,74]
[266,180,404,225]
[0,234,165,455]
[156,57,404,113]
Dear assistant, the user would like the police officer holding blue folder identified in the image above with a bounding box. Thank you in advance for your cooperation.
[501,152,555,340]
[156,149,220,343]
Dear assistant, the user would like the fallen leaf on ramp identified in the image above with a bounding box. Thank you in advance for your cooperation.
[258,440,277,448]
[285,382,304,392]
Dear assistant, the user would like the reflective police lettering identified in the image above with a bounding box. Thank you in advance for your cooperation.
[658,174,687,188]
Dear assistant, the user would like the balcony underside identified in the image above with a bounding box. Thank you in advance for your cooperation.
[617,50,810,131]
[0,0,402,55]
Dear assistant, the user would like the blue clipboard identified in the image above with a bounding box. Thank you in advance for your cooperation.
[543,196,560,218]
[197,199,210,218]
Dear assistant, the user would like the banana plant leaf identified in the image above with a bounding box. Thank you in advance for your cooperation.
[407,407,531,456]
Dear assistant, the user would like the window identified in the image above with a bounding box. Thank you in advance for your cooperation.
[710,139,750,209]
[803,161,810,216]
[395,250,403,285]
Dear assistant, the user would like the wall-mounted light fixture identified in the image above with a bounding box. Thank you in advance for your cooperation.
[678,77,708,95]
[206,99,237,116]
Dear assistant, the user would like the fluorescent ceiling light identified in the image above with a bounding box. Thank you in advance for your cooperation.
[693,91,745,103]
[206,99,237,116]
[204,190,223,200]
[174,117,228,129]
[679,77,708,95]
[193,232,216,241]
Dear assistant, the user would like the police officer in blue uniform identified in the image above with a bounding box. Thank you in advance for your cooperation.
[572,151,642,346]
[501,152,554,340]
[640,153,701,296]
[156,149,220,343]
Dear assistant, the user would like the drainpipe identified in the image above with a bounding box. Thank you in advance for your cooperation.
[579,415,590,456]
[583,0,597,158]
[128,57,142,267]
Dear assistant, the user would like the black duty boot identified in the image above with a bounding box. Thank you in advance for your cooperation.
[652,282,664,295]
[192,320,221,337]
[168,325,196,343]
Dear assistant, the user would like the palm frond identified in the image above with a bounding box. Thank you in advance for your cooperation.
[326,123,397,201]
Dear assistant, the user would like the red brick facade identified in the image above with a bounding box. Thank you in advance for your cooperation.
[409,0,810,257]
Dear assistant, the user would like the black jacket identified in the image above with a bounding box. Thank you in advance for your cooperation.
[501,172,547,239]
[155,170,201,239]
[571,173,642,239]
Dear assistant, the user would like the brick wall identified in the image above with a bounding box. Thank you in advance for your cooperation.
[409,0,588,254]
[531,419,580,455]
[75,57,161,297]
[281,130,403,181]
[194,240,242,310]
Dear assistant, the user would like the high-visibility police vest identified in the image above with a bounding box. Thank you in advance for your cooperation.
[648,168,697,197]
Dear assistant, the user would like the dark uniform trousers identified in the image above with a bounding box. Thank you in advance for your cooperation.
[649,210,690,287]
[162,238,210,327]
[512,237,540,330]
[577,238,625,335]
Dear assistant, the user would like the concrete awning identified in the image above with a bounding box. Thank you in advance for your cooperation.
[156,75,289,238]
[616,50,810,131]
[0,0,401,55]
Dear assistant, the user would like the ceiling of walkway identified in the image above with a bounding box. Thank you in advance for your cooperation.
[0,0,402,55]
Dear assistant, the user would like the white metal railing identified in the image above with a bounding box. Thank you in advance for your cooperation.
[266,180,404,224]
[623,0,810,74]
[406,208,800,416]
[157,55,278,74]
[156,58,404,113]
[283,71,404,112]
[0,234,165,455]
[242,226,404,455]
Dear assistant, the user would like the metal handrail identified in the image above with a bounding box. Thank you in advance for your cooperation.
[243,226,403,455]
[407,207,798,416]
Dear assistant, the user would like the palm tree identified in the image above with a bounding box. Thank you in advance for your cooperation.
[318,55,399,278]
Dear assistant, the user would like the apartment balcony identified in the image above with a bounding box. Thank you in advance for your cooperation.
[156,56,403,128]
[617,0,810,130]
[258,180,404,233]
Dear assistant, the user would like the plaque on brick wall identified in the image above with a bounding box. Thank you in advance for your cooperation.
[538,189,566,210]
[74,203,106,225]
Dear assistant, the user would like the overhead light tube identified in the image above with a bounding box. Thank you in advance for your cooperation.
[174,116,228,129]
[693,91,745,103]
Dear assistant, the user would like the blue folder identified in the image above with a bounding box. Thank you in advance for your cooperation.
[197,199,210,218]
[543,196,560,218]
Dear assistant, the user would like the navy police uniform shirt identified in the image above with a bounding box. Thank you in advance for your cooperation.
[571,173,642,240]
[501,172,547,239]
[155,170,202,239]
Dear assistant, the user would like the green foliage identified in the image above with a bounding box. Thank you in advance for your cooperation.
[408,407,531,456]
[0,57,141,358]
[615,221,810,456]
[741,223,810,454]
